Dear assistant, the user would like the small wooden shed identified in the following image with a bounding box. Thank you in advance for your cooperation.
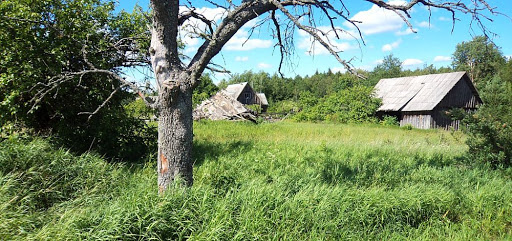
[224,82,268,112]
[374,72,482,130]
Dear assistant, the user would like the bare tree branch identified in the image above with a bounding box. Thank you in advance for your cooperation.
[271,10,286,77]
[78,83,129,121]
[271,0,363,78]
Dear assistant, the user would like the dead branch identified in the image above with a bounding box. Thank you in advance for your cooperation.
[78,83,129,121]
[271,0,363,78]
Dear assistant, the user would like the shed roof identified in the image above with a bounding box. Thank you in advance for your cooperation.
[256,93,268,106]
[375,72,475,112]
[224,82,248,99]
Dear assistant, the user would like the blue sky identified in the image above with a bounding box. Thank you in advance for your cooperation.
[118,0,512,82]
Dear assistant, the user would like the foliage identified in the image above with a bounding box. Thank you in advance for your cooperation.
[267,100,300,114]
[452,35,505,86]
[457,40,512,167]
[219,69,366,104]
[124,98,155,120]
[193,74,219,107]
[464,77,512,166]
[2,122,512,240]
[380,115,399,126]
[246,104,262,114]
[294,86,381,123]
[367,54,403,85]
[0,0,153,160]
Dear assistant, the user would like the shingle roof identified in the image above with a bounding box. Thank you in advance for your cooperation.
[224,82,248,99]
[374,72,470,112]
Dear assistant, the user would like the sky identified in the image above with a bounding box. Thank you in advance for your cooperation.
[118,0,512,82]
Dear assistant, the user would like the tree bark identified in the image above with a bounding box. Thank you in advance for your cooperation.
[150,0,195,192]
[157,75,194,191]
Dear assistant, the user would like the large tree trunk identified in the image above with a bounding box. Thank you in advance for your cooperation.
[149,0,195,192]
[157,78,194,192]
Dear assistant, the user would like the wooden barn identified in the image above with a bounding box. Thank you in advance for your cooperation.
[374,72,482,130]
[224,82,268,112]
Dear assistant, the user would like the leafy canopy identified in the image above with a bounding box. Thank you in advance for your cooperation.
[0,0,154,161]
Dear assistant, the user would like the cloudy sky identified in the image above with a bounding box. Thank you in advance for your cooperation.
[119,0,512,81]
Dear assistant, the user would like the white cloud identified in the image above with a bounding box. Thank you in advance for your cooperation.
[183,46,198,55]
[418,21,432,28]
[258,62,272,69]
[433,56,452,62]
[374,59,384,65]
[179,7,227,53]
[235,56,249,62]
[297,28,358,56]
[344,2,405,35]
[438,16,451,22]
[356,65,375,71]
[402,58,424,66]
[382,39,402,52]
[224,29,273,51]
[396,28,418,36]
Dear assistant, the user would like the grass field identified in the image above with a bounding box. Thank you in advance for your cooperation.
[1,121,512,240]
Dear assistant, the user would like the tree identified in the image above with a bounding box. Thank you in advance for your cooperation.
[370,54,403,84]
[10,0,502,191]
[452,35,505,85]
[0,0,154,161]
[463,51,512,167]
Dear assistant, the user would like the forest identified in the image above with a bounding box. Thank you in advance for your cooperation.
[1,0,512,239]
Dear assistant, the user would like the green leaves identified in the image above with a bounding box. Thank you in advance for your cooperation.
[452,36,505,85]
[0,0,154,160]
[464,77,512,166]
[294,85,381,123]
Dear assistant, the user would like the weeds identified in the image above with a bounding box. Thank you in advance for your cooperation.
[1,121,511,240]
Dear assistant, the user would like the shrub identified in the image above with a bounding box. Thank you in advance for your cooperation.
[267,100,299,114]
[294,85,381,123]
[401,124,413,130]
[246,104,262,114]
[380,115,399,126]
[464,78,512,166]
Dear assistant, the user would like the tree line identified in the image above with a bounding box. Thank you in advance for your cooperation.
[207,36,512,165]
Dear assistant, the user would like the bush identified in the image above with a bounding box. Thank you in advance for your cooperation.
[267,100,300,114]
[0,0,154,162]
[380,115,399,126]
[294,85,381,123]
[246,104,262,114]
[464,78,512,166]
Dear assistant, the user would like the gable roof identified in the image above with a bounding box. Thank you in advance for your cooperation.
[256,93,268,106]
[224,82,248,99]
[375,72,478,112]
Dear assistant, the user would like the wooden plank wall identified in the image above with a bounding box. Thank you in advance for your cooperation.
[400,112,433,129]
[437,79,481,110]
[401,111,466,130]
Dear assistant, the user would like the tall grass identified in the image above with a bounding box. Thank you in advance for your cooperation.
[1,121,511,240]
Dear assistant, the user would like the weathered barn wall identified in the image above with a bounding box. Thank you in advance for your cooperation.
[400,112,433,129]
[437,77,480,110]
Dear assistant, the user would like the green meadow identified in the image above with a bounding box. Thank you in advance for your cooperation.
[1,121,512,240]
